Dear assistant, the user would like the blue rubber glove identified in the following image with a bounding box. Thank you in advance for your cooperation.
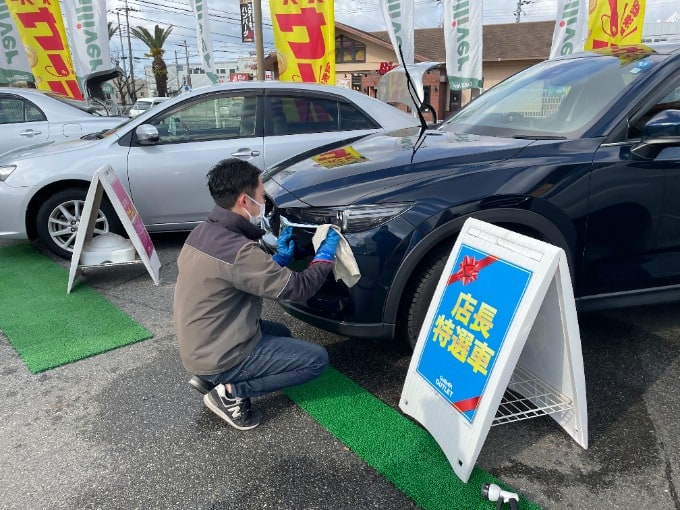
[272,226,295,267]
[312,228,340,264]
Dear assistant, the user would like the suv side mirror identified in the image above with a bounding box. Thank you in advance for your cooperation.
[632,109,680,160]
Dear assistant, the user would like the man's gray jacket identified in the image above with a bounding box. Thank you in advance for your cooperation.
[173,205,332,376]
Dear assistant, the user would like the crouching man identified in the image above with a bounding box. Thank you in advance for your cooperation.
[173,158,339,430]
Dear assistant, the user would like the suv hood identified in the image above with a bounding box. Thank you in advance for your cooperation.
[265,128,534,207]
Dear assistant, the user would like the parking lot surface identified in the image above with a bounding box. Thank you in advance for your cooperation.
[1,234,679,510]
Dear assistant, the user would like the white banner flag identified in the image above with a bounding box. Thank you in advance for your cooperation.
[60,0,112,82]
[190,0,218,84]
[0,1,34,84]
[444,0,482,90]
[381,0,414,66]
[549,0,588,59]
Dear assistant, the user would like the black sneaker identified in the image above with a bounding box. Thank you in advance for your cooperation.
[203,384,262,430]
[188,375,215,395]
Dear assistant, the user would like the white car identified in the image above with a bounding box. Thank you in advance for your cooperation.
[0,88,127,155]
[0,81,420,258]
[128,97,170,117]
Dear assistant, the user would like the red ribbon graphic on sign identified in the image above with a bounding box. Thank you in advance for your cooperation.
[452,395,480,413]
[447,255,497,286]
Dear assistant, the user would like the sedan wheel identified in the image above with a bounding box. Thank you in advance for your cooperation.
[36,188,122,259]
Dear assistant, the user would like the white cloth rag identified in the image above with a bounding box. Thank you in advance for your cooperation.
[312,224,361,288]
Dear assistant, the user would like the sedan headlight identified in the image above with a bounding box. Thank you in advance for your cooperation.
[0,165,16,181]
[283,203,413,233]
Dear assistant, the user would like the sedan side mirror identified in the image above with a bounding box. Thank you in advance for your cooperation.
[135,124,160,145]
[631,109,680,160]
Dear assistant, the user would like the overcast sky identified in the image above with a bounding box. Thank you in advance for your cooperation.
[107,0,680,65]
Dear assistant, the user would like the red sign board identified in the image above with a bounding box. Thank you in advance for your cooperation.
[229,73,251,82]
[379,62,397,75]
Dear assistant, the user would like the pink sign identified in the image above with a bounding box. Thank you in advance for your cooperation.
[108,171,154,258]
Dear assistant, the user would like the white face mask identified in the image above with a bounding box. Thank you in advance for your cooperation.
[245,194,265,226]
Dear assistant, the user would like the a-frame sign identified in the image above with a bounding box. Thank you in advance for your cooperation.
[400,217,588,483]
[67,165,161,293]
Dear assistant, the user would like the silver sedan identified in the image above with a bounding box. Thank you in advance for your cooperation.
[0,88,127,155]
[0,81,419,258]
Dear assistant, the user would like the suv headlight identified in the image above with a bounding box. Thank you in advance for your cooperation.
[0,165,16,181]
[283,203,413,233]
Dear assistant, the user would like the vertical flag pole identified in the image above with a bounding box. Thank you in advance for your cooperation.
[253,0,265,80]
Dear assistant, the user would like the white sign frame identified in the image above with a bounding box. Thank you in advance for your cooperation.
[399,217,588,483]
[67,165,161,293]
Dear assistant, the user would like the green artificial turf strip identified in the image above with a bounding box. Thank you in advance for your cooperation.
[0,243,153,373]
[285,367,542,510]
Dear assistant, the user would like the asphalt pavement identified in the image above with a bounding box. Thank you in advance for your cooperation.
[1,233,679,510]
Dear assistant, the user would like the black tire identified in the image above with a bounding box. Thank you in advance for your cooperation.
[398,243,454,350]
[36,187,123,259]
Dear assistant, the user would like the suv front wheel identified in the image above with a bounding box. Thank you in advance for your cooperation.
[398,242,453,349]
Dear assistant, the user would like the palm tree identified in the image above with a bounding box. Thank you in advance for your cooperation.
[107,22,119,40]
[130,24,174,97]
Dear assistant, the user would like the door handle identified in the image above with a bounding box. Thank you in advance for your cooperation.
[19,129,42,137]
[231,149,260,157]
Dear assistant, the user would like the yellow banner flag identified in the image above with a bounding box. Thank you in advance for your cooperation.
[6,0,82,99]
[586,0,646,49]
[269,0,335,84]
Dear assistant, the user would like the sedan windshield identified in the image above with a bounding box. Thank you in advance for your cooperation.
[442,51,664,139]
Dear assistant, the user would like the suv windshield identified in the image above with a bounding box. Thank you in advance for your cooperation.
[442,50,664,139]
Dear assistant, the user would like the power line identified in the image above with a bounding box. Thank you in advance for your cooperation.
[108,11,262,61]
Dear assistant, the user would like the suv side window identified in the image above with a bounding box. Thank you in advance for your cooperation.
[150,94,258,143]
[628,81,680,140]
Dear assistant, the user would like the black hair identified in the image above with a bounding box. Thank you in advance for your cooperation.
[207,158,261,209]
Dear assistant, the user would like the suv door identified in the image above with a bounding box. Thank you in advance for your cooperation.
[583,73,680,296]
[125,89,263,227]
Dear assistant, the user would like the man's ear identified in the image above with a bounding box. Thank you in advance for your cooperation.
[237,192,248,208]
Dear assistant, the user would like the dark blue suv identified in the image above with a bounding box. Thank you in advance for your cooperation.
[263,43,680,347]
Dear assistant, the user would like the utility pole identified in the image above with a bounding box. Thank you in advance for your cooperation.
[174,50,181,92]
[124,0,136,101]
[117,0,138,102]
[178,41,192,88]
[116,11,127,75]
[253,0,264,80]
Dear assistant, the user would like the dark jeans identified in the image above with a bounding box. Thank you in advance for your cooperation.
[200,320,329,399]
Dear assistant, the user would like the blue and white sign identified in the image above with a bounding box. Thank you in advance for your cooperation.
[416,244,532,423]
[400,218,588,483]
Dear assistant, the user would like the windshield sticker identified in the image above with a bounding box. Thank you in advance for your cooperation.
[312,146,367,169]
[629,58,653,74]
[446,132,481,143]
[398,137,415,150]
